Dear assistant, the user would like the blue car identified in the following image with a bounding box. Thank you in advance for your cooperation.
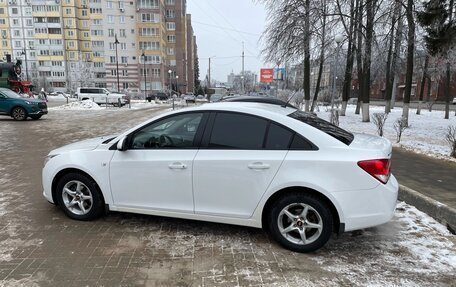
[0,88,47,120]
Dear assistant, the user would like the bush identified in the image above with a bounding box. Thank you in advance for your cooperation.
[372,113,388,137]
[445,126,456,158]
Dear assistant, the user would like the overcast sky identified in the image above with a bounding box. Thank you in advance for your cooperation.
[187,0,267,83]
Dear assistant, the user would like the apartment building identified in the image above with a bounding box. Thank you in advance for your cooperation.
[0,0,196,94]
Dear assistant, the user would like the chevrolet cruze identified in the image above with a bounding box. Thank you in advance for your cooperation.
[42,102,398,252]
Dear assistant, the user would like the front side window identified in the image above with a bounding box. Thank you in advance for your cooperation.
[209,113,268,149]
[130,113,203,149]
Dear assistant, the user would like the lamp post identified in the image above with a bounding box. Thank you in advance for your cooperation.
[114,34,120,92]
[21,48,28,81]
[330,34,343,125]
[175,75,179,95]
[168,69,173,109]
[141,51,147,102]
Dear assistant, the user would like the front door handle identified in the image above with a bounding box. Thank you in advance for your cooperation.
[168,162,187,169]
[248,162,270,170]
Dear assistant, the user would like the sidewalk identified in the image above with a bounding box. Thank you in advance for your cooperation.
[391,147,456,209]
[391,147,456,232]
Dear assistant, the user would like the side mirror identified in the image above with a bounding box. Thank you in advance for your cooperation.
[117,136,128,151]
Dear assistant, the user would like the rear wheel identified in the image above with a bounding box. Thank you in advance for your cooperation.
[55,173,105,220]
[30,115,42,120]
[11,107,27,121]
[267,193,333,252]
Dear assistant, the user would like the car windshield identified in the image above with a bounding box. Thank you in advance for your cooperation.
[288,110,354,145]
[0,89,22,99]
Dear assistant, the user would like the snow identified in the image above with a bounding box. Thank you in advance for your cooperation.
[313,201,456,286]
[316,105,456,161]
[49,99,102,110]
[46,94,67,101]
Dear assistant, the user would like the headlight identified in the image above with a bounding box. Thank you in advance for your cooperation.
[44,154,59,166]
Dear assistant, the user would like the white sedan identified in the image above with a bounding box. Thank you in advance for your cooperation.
[42,102,398,252]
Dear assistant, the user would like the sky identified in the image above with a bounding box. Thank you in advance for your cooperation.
[187,0,267,84]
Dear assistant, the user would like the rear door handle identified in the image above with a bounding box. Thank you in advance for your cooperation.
[168,162,187,169]
[248,162,270,170]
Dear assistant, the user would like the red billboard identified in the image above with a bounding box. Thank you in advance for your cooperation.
[260,68,274,83]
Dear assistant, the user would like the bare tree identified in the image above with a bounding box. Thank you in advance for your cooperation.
[394,117,409,143]
[372,113,389,136]
[446,126,456,158]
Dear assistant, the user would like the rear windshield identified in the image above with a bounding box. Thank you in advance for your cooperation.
[288,110,354,145]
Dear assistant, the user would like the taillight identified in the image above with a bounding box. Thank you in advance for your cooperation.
[357,159,391,184]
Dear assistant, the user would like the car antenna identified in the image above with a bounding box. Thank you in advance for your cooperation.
[281,91,297,108]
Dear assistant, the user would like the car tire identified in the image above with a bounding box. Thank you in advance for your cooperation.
[55,173,105,221]
[11,107,27,121]
[267,193,333,253]
[30,115,42,120]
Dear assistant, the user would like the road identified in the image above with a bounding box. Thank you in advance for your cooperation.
[0,106,454,286]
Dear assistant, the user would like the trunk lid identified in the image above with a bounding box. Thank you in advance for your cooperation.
[349,133,392,158]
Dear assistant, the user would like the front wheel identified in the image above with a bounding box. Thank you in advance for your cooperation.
[30,115,42,120]
[55,173,105,220]
[11,107,27,121]
[267,193,333,253]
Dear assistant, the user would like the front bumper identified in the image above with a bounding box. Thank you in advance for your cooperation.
[29,109,48,115]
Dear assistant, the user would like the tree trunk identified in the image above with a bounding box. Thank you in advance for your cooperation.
[384,0,401,114]
[302,0,311,112]
[389,7,403,111]
[310,0,326,112]
[355,0,363,115]
[417,55,429,115]
[361,0,376,122]
[402,0,415,127]
[340,0,355,116]
[445,61,450,119]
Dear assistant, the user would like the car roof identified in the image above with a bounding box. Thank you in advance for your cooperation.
[183,101,297,117]
[222,96,298,109]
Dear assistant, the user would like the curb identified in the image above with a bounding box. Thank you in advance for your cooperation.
[399,184,456,234]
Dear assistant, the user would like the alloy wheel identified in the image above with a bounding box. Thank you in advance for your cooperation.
[62,180,93,215]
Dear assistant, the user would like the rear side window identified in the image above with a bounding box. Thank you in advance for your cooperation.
[265,123,293,150]
[80,88,89,93]
[288,110,354,145]
[209,113,268,149]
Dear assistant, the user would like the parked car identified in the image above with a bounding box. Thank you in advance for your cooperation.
[43,102,398,252]
[0,88,47,120]
[76,87,127,106]
[452,97,456,105]
[209,94,223,102]
[147,92,169,102]
[183,94,196,103]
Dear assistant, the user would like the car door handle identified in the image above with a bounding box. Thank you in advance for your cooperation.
[168,162,187,169]
[248,162,270,170]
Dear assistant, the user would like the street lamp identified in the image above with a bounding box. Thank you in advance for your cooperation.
[330,34,343,125]
[141,51,147,102]
[114,34,120,92]
[168,69,173,109]
[175,75,179,95]
[21,48,28,81]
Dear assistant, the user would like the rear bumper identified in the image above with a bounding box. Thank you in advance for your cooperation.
[333,174,399,232]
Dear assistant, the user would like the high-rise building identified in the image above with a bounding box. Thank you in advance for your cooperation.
[0,0,197,95]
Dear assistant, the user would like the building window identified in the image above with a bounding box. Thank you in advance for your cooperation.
[108,15,114,23]
[138,0,159,9]
[120,29,126,37]
[165,0,174,4]
[110,56,116,63]
[119,15,125,23]
[107,1,113,8]
[166,10,175,18]
[167,35,175,43]
[166,22,175,30]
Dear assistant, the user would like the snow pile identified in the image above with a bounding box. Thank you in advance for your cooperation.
[49,100,103,110]
[47,94,67,101]
[130,101,158,110]
[316,105,456,160]
[313,201,456,286]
